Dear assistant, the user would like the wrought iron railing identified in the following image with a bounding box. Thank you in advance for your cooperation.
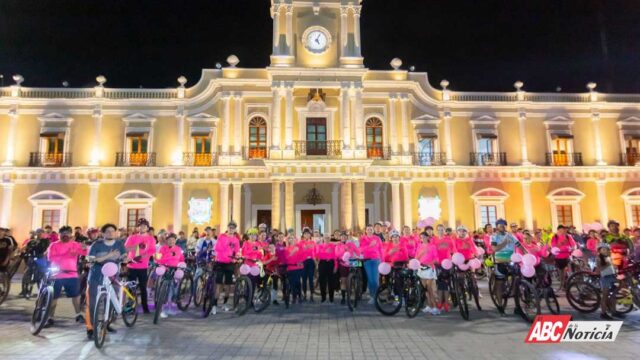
[469,152,507,166]
[28,152,72,167]
[545,153,583,166]
[247,147,268,160]
[293,140,342,158]
[412,152,447,166]
[115,152,156,167]
[366,145,392,160]
[619,152,640,166]
[183,152,217,166]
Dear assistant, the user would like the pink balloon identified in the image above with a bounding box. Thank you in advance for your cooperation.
[469,258,481,270]
[416,219,428,229]
[177,262,187,269]
[378,262,392,275]
[101,262,118,277]
[551,247,560,256]
[441,259,453,270]
[425,217,436,226]
[591,222,603,231]
[476,247,485,256]
[250,266,260,277]
[458,263,470,271]
[452,252,465,266]
[521,265,536,278]
[342,252,351,263]
[571,249,583,258]
[510,253,523,263]
[174,269,184,280]
[155,265,166,276]
[408,259,421,271]
[522,254,536,267]
[239,264,251,275]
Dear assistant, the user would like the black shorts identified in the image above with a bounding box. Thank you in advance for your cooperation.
[215,263,234,285]
[555,258,570,270]
[338,265,349,278]
[436,268,450,291]
[494,263,512,279]
[53,278,80,298]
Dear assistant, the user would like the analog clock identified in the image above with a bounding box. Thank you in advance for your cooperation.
[303,27,331,54]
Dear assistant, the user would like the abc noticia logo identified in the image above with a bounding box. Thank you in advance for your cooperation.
[525,315,623,343]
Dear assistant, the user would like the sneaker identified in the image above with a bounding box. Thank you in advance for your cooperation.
[210,305,217,315]
[223,304,231,312]
[422,306,433,313]
[273,300,279,306]
[436,302,443,310]
[367,298,375,305]
[44,318,54,328]
[160,311,168,319]
[75,314,85,323]
[443,303,450,312]
[86,330,94,340]
[430,308,441,315]
[106,325,117,333]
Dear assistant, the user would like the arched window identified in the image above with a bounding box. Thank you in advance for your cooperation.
[471,188,509,229]
[116,190,155,231]
[622,188,640,227]
[248,117,267,159]
[28,191,71,230]
[366,117,384,159]
[546,187,584,230]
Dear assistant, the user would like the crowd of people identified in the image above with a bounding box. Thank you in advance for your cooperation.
[0,215,638,341]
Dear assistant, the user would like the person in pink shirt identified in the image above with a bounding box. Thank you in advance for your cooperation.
[434,227,456,312]
[335,231,360,305]
[298,228,317,303]
[453,226,478,261]
[241,229,263,267]
[551,225,577,290]
[585,230,599,254]
[156,233,185,318]
[125,218,156,314]
[400,225,418,258]
[415,228,440,315]
[286,236,304,304]
[359,225,383,304]
[481,224,495,255]
[384,231,410,265]
[46,226,87,327]
[315,234,337,303]
[211,221,241,314]
[510,223,524,243]
[43,225,60,243]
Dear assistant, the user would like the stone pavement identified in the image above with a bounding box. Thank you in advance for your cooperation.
[0,278,638,360]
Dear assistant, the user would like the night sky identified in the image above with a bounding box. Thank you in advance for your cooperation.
[0,0,638,93]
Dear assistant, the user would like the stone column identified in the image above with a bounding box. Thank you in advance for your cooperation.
[592,111,606,166]
[175,108,186,165]
[340,6,348,57]
[518,110,530,166]
[446,179,456,228]
[382,183,389,221]
[389,96,398,154]
[354,180,365,231]
[332,183,340,231]
[271,181,282,231]
[402,181,412,228]
[285,5,293,54]
[353,6,362,56]
[284,180,294,231]
[89,106,102,166]
[271,4,281,54]
[596,180,609,225]
[232,183,242,229]
[244,186,252,230]
[284,83,294,153]
[340,82,352,153]
[234,95,242,154]
[173,181,183,233]
[443,111,455,165]
[271,82,282,156]
[340,180,353,230]
[373,183,381,224]
[400,96,410,155]
[391,181,401,229]
[2,107,18,166]
[88,181,100,228]
[220,95,231,155]
[0,182,14,228]
[351,83,365,155]
[219,181,230,232]
[521,179,533,230]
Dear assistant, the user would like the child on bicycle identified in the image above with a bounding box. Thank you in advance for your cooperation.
[416,228,440,315]
[335,231,360,305]
[156,233,185,318]
[596,243,616,320]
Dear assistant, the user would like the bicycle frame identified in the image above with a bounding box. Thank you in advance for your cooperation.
[96,276,136,318]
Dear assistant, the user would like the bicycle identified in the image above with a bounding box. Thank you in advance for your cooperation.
[451,264,482,321]
[201,262,217,317]
[345,256,364,312]
[153,263,186,324]
[566,270,601,313]
[0,270,9,306]
[489,262,540,322]
[21,253,44,299]
[176,255,195,311]
[252,261,285,313]
[375,262,423,318]
[234,259,254,316]
[92,262,138,349]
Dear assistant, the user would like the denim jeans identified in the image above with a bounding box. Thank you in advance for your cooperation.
[287,269,303,299]
[363,259,380,297]
[301,259,315,297]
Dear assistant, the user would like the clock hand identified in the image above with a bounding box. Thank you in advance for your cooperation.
[315,36,320,44]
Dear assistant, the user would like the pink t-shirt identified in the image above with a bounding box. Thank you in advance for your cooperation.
[316,243,337,261]
[516,241,547,262]
[335,242,360,266]
[241,240,263,266]
[157,245,184,267]
[126,233,156,269]
[286,244,304,270]
[434,235,457,262]
[551,234,576,260]
[47,240,85,279]
[400,235,418,258]
[359,235,383,260]
[299,239,316,261]
[482,235,494,255]
[454,236,478,260]
[383,242,409,263]
[416,243,439,266]
[586,238,598,253]
[215,233,240,264]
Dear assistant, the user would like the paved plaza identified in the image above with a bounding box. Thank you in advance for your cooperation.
[0,278,638,360]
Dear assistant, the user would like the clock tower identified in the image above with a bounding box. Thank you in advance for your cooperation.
[270,0,364,68]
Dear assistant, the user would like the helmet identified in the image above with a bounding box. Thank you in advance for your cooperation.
[390,230,400,238]
[137,218,149,227]
[597,243,610,250]
[607,220,619,227]
[166,232,177,239]
[258,223,267,229]
[87,227,99,235]
[228,220,237,228]
[246,228,259,236]
[456,225,468,232]
[59,225,73,234]
[495,219,508,227]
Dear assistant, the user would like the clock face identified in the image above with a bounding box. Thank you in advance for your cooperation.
[305,29,329,53]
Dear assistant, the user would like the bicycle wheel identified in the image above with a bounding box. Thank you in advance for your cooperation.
[176,274,193,311]
[193,274,206,307]
[346,272,358,312]
[93,292,108,349]
[122,285,138,327]
[544,288,560,314]
[455,277,469,320]
[0,272,9,305]
[374,281,402,316]
[467,274,482,311]
[488,273,502,312]
[514,279,540,323]
[153,279,169,325]
[234,276,253,316]
[253,281,271,313]
[566,281,600,313]
[30,285,52,335]
[405,280,423,318]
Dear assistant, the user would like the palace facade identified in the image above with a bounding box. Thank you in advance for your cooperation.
[1,0,640,238]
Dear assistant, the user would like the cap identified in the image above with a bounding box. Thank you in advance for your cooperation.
[258,223,267,228]
[390,230,400,237]
[246,228,259,236]
[495,219,508,227]
[204,226,212,231]
[607,220,620,226]
[510,222,518,227]
[375,221,384,226]
[87,227,99,234]
[59,225,73,234]
[137,218,149,227]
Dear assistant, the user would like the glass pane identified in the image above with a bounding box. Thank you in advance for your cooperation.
[131,139,139,152]
[204,139,211,153]
[141,139,148,153]
[375,135,382,143]
[367,128,373,135]
[367,135,373,143]
[317,134,326,141]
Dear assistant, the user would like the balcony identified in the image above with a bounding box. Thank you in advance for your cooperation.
[293,140,342,159]
[183,152,217,166]
[28,152,72,167]
[247,147,268,160]
[413,152,447,166]
[367,145,392,160]
[469,152,507,166]
[115,152,156,167]
[545,153,583,166]
[620,152,640,166]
